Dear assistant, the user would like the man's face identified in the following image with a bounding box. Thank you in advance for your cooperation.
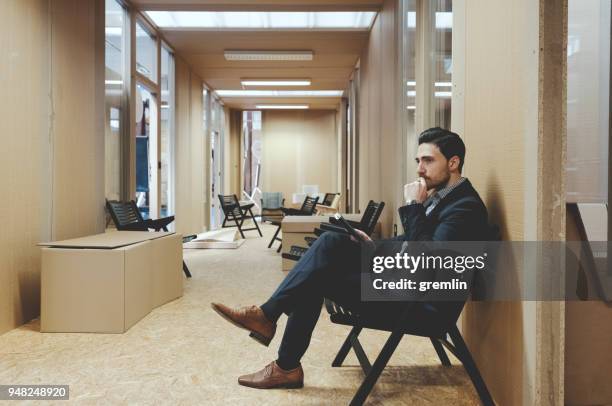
[415,143,452,190]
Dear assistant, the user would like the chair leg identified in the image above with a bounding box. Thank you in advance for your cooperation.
[351,336,372,375]
[430,337,451,367]
[276,243,282,253]
[448,327,495,406]
[333,326,362,367]
[268,224,282,248]
[349,330,404,406]
[182,261,192,278]
[248,208,263,237]
[234,216,246,239]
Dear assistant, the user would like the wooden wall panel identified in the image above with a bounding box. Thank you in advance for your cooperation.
[0,0,104,335]
[455,0,566,404]
[457,0,536,402]
[357,0,398,236]
[261,110,338,202]
[174,56,207,235]
[0,0,49,336]
[175,57,193,234]
[51,0,105,240]
[190,73,207,231]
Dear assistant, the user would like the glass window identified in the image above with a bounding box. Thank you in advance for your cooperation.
[136,21,157,82]
[242,111,262,199]
[160,45,174,218]
[402,0,417,183]
[431,0,452,129]
[135,84,158,219]
[566,0,610,203]
[104,0,126,214]
[203,88,209,133]
[210,99,227,229]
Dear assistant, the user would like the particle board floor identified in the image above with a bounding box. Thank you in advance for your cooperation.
[0,224,480,405]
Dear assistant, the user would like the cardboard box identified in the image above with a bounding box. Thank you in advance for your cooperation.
[39,231,183,333]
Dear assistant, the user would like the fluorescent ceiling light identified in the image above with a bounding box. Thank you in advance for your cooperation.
[406,82,451,89]
[225,50,313,61]
[256,105,309,109]
[242,79,311,86]
[435,91,452,98]
[407,91,451,97]
[105,80,123,85]
[216,90,343,97]
[406,105,416,110]
[146,11,377,30]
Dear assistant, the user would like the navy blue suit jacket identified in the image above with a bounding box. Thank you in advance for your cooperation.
[396,179,489,241]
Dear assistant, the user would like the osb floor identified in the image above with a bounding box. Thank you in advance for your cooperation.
[0,224,480,405]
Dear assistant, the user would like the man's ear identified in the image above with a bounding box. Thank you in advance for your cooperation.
[449,156,460,171]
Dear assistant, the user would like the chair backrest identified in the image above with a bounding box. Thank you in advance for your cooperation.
[300,196,320,214]
[321,193,338,206]
[261,192,284,209]
[218,194,242,217]
[359,200,386,234]
[106,200,145,229]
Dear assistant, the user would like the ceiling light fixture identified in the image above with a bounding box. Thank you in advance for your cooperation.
[225,50,313,61]
[256,105,309,109]
[215,90,342,97]
[241,79,311,86]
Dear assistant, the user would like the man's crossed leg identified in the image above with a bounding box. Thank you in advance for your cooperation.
[211,232,364,389]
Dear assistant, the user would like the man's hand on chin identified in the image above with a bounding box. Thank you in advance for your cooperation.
[403,177,428,204]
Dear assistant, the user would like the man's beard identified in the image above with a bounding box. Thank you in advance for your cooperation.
[428,171,451,191]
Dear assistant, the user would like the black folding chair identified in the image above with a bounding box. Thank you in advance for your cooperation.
[218,194,263,239]
[268,195,319,253]
[282,200,385,262]
[260,192,285,224]
[325,225,500,406]
[105,200,192,278]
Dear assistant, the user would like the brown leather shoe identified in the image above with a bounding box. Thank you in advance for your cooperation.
[210,303,276,346]
[238,361,304,389]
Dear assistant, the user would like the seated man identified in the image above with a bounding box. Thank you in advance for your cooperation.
[211,127,490,389]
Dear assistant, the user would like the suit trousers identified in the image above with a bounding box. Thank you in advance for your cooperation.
[260,232,394,370]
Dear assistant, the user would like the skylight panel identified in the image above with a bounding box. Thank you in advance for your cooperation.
[146,11,377,30]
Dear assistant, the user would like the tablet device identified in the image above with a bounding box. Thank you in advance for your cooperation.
[333,213,363,240]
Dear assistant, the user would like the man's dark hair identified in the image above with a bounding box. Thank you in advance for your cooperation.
[418,127,466,172]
